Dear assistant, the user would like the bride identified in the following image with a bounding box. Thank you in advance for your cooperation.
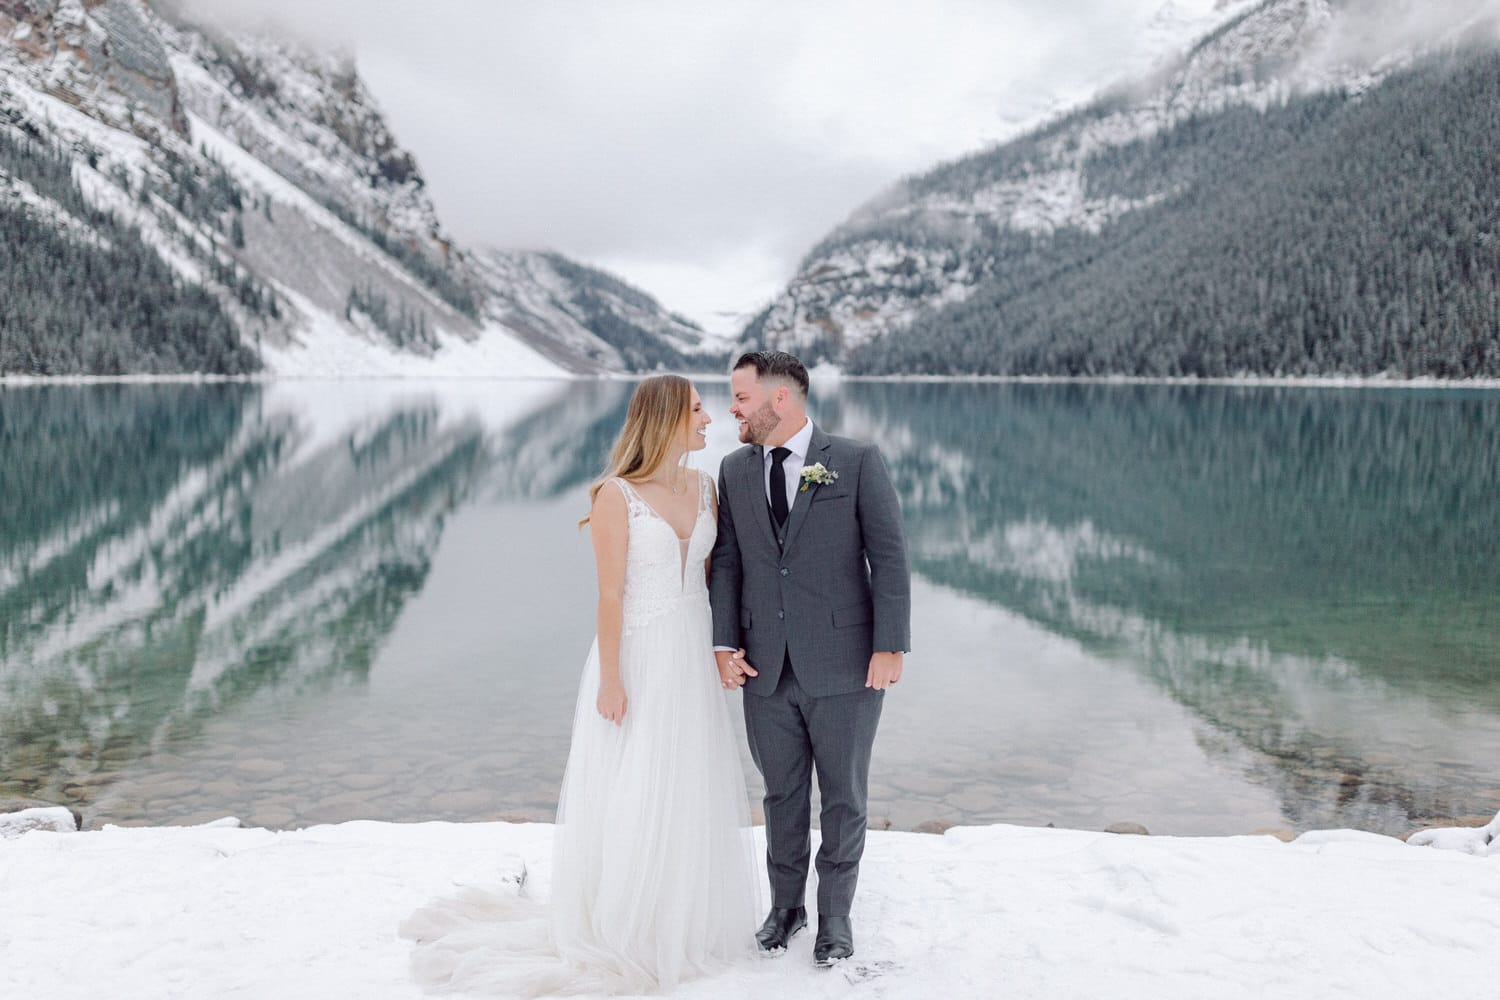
[403,375,759,995]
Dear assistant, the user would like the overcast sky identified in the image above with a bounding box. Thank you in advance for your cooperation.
[182,0,1238,331]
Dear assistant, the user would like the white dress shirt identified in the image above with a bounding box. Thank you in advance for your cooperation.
[763,417,815,513]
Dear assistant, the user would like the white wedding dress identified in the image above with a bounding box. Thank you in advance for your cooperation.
[402,472,759,996]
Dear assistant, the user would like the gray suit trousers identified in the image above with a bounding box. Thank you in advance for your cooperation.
[743,651,884,917]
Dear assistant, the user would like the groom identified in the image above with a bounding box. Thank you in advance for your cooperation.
[710,350,910,967]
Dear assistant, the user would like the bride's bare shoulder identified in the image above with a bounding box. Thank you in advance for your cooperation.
[592,478,629,514]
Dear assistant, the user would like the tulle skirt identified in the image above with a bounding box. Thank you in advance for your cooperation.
[403,592,760,996]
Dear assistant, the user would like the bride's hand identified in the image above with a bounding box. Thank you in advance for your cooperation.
[715,648,757,689]
[597,679,628,725]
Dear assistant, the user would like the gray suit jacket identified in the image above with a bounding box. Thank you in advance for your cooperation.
[710,424,911,698]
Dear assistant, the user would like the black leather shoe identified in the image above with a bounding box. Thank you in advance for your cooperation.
[813,914,854,966]
[755,906,807,953]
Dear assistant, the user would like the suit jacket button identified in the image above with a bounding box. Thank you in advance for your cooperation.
[777,610,785,620]
[780,567,789,576]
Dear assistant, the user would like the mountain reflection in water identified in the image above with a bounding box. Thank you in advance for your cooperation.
[2,380,1496,835]
[829,382,1500,832]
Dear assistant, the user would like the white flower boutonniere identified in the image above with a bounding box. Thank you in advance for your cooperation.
[799,463,838,492]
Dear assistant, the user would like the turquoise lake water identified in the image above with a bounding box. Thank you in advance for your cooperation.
[2,379,1497,836]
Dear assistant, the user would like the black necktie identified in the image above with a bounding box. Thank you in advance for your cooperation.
[769,447,791,527]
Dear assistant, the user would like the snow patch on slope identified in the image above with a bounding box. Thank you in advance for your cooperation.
[256,288,566,378]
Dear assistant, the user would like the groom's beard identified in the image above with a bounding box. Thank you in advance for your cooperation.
[740,402,780,445]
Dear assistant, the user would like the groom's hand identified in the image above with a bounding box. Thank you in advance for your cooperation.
[866,651,904,691]
[716,648,757,689]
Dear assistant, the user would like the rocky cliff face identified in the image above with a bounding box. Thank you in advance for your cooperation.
[154,5,446,262]
[748,0,1499,368]
[3,0,186,136]
[0,0,717,374]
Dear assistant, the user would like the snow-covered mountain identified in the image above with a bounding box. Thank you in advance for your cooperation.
[479,250,724,374]
[748,0,1500,373]
[0,0,724,376]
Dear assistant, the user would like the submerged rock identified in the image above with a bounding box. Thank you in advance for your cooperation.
[1400,814,1496,840]
[0,797,83,832]
[1249,828,1297,842]
[1105,822,1151,836]
[0,806,79,839]
[913,819,955,835]
[1404,811,1500,855]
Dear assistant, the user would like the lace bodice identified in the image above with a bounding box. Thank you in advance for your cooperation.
[614,472,715,635]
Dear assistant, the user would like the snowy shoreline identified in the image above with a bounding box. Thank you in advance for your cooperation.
[0,372,590,386]
[2,815,1497,999]
[838,373,1500,389]
[5,371,1500,389]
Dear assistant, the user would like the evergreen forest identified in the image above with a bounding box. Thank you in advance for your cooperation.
[0,128,260,376]
[846,48,1500,377]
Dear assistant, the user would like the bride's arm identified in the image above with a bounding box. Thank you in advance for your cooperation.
[591,482,629,725]
[704,474,716,581]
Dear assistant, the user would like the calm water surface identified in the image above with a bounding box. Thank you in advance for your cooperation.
[2,379,1498,836]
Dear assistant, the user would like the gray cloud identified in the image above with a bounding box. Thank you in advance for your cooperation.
[1306,0,1500,71]
[173,1,1284,325]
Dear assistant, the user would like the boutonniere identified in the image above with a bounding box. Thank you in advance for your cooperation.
[799,463,838,492]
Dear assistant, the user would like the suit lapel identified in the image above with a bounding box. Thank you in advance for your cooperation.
[781,426,832,554]
[743,445,779,551]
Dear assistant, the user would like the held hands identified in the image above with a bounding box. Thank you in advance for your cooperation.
[715,648,758,690]
[714,649,900,689]
[865,651,904,691]
[597,678,628,725]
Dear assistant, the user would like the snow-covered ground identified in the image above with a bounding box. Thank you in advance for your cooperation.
[1,816,1496,999]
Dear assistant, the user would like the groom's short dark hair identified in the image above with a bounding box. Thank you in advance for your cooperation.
[734,350,809,399]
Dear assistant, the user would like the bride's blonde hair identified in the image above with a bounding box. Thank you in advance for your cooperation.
[580,374,693,528]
